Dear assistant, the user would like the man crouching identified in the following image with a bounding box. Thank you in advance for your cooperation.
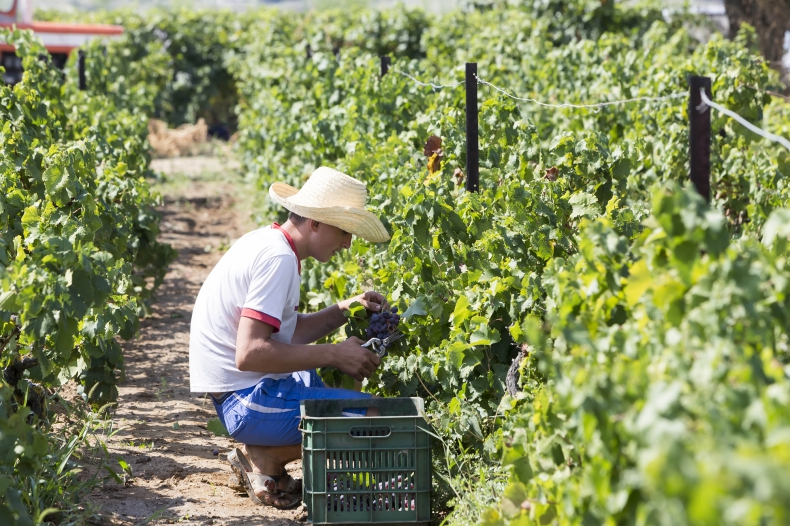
[189,167,390,509]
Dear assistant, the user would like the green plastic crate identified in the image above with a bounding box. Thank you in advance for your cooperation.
[300,397,431,525]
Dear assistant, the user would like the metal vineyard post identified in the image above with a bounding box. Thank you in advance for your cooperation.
[78,50,86,91]
[380,55,390,77]
[689,75,712,202]
[465,62,479,193]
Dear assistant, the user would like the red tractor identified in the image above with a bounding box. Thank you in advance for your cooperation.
[1,0,123,83]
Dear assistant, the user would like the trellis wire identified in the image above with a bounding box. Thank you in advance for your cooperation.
[392,68,689,109]
[699,89,790,152]
[391,68,463,90]
[391,68,688,108]
[388,62,790,187]
[476,75,686,111]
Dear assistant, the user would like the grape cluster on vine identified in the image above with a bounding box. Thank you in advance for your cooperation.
[365,307,400,340]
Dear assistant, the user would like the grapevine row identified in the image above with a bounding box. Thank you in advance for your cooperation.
[227,3,790,523]
[0,29,175,522]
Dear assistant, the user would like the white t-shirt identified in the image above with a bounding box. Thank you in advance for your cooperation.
[189,225,303,393]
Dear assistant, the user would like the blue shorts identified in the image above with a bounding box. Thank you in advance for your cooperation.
[212,370,371,447]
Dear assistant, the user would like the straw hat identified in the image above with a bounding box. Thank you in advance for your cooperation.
[268,167,390,243]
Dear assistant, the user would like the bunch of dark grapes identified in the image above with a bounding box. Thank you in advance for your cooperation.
[365,307,400,341]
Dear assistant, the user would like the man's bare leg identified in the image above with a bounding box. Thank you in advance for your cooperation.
[243,444,300,474]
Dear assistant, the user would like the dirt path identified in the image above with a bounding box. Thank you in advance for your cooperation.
[87,156,304,526]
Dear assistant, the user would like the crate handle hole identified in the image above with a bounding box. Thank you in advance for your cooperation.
[349,425,391,438]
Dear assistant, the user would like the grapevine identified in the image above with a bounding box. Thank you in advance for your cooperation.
[15,1,790,524]
[225,4,790,524]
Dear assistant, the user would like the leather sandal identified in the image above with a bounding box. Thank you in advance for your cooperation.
[227,447,302,509]
[249,473,302,509]
[227,448,264,505]
[278,470,302,495]
[232,447,303,494]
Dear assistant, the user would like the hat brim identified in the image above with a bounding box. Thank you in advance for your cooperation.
[269,182,390,243]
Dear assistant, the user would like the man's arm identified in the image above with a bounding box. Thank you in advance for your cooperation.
[292,291,391,345]
[235,317,380,382]
[292,305,347,345]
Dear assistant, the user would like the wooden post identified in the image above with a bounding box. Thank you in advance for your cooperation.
[78,50,86,91]
[380,55,390,77]
[689,76,711,202]
[465,62,479,193]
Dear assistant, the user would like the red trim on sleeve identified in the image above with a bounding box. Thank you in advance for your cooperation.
[272,223,301,274]
[241,308,281,332]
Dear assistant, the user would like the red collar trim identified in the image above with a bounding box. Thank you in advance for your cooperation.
[272,223,301,274]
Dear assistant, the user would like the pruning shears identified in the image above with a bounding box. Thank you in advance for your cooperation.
[361,331,405,358]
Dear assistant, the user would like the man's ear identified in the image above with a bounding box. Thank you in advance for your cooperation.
[310,219,322,233]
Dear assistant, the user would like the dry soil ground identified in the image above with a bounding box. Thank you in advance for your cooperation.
[85,156,305,525]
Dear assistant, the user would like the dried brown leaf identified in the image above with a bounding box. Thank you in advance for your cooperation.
[423,135,442,157]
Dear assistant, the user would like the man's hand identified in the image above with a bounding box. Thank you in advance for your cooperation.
[293,292,390,346]
[332,336,381,382]
[338,291,390,314]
